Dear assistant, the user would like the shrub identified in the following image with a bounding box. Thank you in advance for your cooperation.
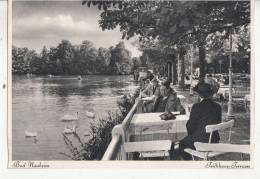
[60,88,140,160]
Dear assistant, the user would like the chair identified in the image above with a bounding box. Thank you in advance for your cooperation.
[184,119,234,160]
[125,122,173,160]
[123,140,172,160]
[194,142,250,160]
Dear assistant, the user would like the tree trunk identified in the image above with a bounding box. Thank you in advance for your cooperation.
[198,44,206,79]
[172,59,177,85]
[167,63,171,80]
[197,33,208,81]
[178,48,185,90]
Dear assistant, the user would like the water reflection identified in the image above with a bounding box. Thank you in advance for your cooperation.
[12,75,139,160]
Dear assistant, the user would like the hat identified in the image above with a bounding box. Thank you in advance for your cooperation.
[162,79,171,87]
[193,82,214,98]
[151,77,159,83]
[147,69,153,74]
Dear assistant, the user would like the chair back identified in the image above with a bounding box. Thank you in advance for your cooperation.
[205,120,234,143]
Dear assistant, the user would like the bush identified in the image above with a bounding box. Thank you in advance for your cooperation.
[60,88,140,160]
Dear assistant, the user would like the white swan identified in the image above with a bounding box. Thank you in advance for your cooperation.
[25,131,37,137]
[63,125,78,134]
[60,112,79,121]
[77,76,82,81]
[86,111,95,118]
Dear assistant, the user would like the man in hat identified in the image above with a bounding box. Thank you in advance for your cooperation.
[171,82,222,160]
[154,79,185,114]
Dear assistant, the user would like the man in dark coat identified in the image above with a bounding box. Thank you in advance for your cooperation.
[171,82,222,160]
[155,79,186,114]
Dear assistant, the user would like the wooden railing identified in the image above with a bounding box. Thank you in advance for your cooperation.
[102,100,140,160]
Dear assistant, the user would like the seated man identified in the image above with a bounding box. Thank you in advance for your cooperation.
[171,82,222,160]
[140,77,161,113]
[146,69,155,81]
[154,80,185,114]
[140,78,151,91]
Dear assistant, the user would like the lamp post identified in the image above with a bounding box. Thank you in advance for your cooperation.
[219,60,222,74]
[177,54,180,86]
[227,30,234,120]
[190,45,194,95]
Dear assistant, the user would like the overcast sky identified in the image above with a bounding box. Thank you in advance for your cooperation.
[12,1,142,57]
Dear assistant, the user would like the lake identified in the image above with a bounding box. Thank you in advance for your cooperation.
[12,75,139,160]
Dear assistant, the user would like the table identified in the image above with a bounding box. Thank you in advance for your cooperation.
[217,87,235,98]
[177,94,186,99]
[128,113,188,142]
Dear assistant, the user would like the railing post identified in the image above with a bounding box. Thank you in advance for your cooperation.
[102,100,139,160]
[112,125,127,160]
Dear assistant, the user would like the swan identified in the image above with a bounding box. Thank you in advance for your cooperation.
[77,76,82,81]
[63,125,78,134]
[25,131,37,137]
[86,111,95,118]
[60,112,79,121]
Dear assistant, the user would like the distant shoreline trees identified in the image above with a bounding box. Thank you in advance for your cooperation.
[12,40,140,75]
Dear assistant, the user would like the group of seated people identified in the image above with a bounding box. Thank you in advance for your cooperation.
[139,76,186,114]
[138,72,222,160]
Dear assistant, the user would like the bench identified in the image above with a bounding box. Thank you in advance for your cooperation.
[124,140,172,160]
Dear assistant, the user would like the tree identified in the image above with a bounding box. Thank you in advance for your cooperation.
[131,57,141,72]
[12,46,38,74]
[56,40,75,74]
[12,46,28,74]
[96,47,111,74]
[109,42,132,74]
[84,1,250,78]
[205,24,250,74]
[79,40,98,74]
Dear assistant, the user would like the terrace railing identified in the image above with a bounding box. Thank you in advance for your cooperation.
[102,100,140,160]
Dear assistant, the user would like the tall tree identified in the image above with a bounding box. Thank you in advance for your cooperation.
[109,42,132,74]
[83,0,250,78]
[79,40,98,74]
[56,40,75,74]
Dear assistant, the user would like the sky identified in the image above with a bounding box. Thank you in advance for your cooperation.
[12,0,142,57]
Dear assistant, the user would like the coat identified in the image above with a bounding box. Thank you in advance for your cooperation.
[186,98,222,143]
[140,83,160,113]
[141,83,160,98]
[155,92,186,114]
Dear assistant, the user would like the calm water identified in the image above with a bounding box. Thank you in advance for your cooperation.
[12,75,139,160]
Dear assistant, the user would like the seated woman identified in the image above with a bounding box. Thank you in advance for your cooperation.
[171,82,222,160]
[139,77,161,113]
[154,80,185,114]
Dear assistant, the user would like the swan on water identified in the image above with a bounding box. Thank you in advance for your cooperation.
[60,112,79,121]
[63,125,78,134]
[25,131,37,137]
[86,111,95,118]
[77,76,82,81]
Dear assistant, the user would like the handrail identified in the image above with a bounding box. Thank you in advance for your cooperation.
[102,100,140,160]
[102,132,122,160]
[121,100,140,141]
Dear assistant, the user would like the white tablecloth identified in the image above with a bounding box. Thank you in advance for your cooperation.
[128,113,188,139]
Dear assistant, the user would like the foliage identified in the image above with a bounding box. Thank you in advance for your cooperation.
[83,0,250,78]
[12,40,134,75]
[60,88,140,160]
